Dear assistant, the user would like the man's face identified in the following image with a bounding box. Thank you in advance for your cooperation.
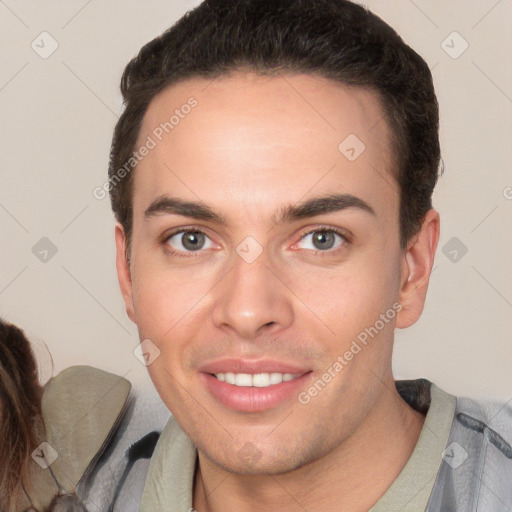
[117,72,414,473]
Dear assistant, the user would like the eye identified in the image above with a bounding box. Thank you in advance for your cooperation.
[161,226,350,258]
[163,229,216,255]
[295,227,348,254]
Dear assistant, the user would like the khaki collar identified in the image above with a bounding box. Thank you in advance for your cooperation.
[19,366,131,511]
[140,379,456,511]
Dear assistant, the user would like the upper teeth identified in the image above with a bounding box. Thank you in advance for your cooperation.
[214,372,301,387]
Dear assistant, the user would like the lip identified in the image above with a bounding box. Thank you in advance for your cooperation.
[198,358,311,375]
[199,361,313,413]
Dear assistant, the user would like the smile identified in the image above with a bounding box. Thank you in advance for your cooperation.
[213,372,302,387]
[201,371,313,412]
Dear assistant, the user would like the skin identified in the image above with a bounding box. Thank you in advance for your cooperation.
[115,72,440,511]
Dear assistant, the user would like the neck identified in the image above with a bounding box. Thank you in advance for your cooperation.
[193,377,425,512]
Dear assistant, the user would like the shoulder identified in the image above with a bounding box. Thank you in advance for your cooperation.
[454,393,512,458]
[427,388,512,510]
[42,365,132,453]
[41,365,132,491]
[18,366,132,510]
[43,365,131,407]
[79,368,171,511]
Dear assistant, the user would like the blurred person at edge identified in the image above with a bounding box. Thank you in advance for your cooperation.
[0,318,163,511]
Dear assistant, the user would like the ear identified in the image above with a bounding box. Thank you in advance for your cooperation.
[395,209,440,329]
[115,223,135,323]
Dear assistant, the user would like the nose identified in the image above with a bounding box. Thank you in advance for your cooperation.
[210,245,294,340]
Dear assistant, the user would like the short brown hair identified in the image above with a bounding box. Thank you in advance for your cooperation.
[108,0,441,258]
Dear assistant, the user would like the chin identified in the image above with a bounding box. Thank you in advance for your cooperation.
[200,439,323,477]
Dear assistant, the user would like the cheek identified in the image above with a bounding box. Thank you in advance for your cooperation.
[299,256,397,325]
[302,254,401,362]
[130,255,209,336]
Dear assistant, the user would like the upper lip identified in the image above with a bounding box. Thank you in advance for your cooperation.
[198,358,311,375]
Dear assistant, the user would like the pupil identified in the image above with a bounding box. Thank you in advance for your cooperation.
[183,232,204,251]
[314,231,334,250]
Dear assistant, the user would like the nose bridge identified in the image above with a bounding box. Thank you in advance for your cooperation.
[210,241,293,339]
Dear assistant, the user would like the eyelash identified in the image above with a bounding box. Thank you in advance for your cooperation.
[161,225,351,259]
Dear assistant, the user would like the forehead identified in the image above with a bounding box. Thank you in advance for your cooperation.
[132,72,397,225]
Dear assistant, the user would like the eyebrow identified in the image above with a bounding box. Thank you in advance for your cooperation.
[144,193,376,226]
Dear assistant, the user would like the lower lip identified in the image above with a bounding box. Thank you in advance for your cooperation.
[201,372,312,412]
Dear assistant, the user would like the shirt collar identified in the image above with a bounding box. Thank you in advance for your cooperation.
[140,379,456,511]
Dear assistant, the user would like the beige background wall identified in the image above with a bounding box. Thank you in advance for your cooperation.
[0,0,511,401]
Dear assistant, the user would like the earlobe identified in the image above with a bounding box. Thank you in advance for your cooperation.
[114,224,136,323]
[396,209,440,329]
